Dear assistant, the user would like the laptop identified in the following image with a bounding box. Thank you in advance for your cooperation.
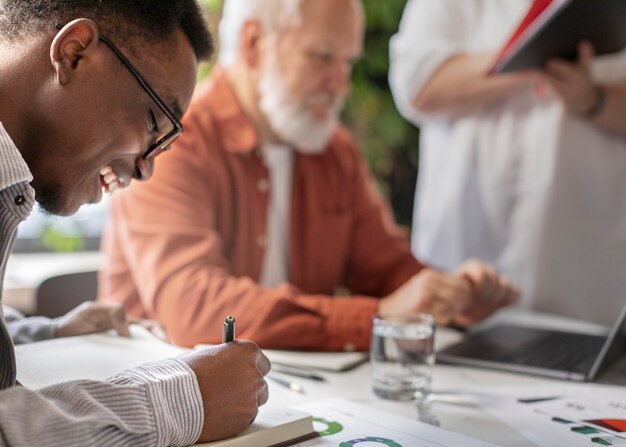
[437,304,626,381]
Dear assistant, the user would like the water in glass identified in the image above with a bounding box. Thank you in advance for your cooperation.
[371,315,435,401]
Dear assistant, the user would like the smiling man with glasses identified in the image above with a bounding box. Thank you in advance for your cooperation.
[0,1,270,445]
[55,24,184,163]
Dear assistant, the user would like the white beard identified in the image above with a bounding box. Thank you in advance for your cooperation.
[258,49,343,154]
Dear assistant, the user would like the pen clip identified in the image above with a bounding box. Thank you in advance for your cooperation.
[222,315,236,343]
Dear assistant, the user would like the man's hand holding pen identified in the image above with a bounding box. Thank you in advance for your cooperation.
[179,315,271,443]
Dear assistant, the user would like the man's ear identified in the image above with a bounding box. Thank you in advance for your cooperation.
[239,20,265,69]
[50,19,100,85]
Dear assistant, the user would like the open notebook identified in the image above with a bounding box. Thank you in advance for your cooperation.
[14,325,317,447]
[15,324,187,388]
[197,407,316,447]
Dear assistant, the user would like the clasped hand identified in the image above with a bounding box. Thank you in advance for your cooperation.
[379,259,518,327]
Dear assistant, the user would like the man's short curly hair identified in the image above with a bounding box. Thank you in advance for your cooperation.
[0,0,213,60]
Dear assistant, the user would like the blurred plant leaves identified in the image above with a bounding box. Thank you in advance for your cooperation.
[41,223,86,253]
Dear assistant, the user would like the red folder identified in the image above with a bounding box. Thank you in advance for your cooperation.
[489,0,626,74]
[497,0,554,63]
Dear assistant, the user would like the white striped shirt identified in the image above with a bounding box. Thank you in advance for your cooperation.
[0,122,203,446]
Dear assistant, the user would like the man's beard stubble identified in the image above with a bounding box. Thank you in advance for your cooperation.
[36,184,66,216]
[258,49,344,154]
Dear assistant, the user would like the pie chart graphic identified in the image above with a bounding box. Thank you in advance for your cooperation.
[312,417,344,436]
[339,436,403,446]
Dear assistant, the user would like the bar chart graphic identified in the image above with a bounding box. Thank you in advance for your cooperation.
[545,406,626,445]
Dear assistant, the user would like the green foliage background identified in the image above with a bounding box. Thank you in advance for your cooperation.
[199,0,419,227]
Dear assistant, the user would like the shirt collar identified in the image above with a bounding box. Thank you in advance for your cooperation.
[198,66,259,154]
[0,122,33,189]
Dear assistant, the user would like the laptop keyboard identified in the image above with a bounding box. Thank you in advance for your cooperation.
[445,325,607,374]
[501,331,603,371]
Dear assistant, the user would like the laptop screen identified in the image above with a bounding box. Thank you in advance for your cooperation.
[589,304,626,380]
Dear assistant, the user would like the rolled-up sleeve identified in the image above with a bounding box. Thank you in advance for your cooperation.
[389,0,470,124]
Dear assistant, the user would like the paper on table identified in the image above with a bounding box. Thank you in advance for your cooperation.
[291,398,498,447]
[469,385,626,447]
[194,344,369,372]
[263,350,368,372]
[15,324,187,389]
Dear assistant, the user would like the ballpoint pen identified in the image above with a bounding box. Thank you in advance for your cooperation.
[222,315,235,343]
[268,374,305,394]
[272,364,326,382]
[517,396,561,404]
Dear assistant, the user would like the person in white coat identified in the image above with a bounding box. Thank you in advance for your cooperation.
[389,0,626,325]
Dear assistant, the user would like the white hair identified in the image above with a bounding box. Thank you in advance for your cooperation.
[218,0,304,67]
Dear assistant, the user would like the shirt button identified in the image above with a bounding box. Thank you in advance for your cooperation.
[343,343,356,352]
[14,195,25,206]
[257,179,269,193]
[257,234,267,248]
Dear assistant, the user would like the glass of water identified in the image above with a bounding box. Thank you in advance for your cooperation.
[371,313,435,401]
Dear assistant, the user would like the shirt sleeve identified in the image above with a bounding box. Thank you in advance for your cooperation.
[337,131,425,297]
[592,48,626,84]
[389,0,472,124]
[0,358,203,446]
[3,305,56,344]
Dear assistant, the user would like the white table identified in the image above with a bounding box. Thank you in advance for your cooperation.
[5,255,624,446]
[266,311,626,447]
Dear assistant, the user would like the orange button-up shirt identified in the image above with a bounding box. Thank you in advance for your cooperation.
[99,68,424,351]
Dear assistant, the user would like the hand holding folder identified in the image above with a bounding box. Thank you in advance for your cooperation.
[490,0,626,74]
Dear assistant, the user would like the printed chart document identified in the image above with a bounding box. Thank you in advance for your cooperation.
[490,0,626,73]
[291,398,498,447]
[470,385,626,447]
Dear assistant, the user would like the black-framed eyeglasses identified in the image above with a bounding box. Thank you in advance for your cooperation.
[55,25,183,159]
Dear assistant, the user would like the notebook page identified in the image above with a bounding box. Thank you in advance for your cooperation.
[15,324,187,389]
